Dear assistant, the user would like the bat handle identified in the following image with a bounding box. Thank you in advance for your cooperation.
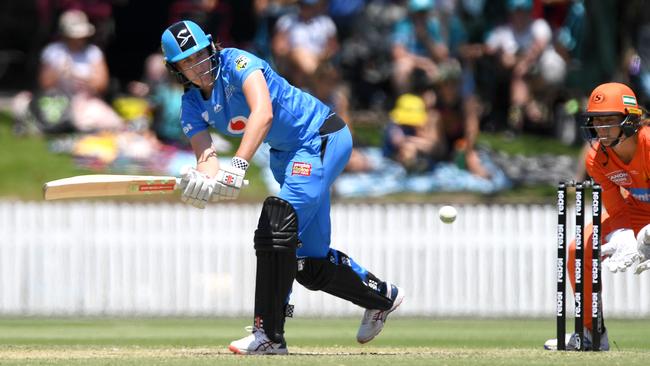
[174,178,250,188]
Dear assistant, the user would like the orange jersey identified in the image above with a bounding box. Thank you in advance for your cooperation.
[586,126,650,233]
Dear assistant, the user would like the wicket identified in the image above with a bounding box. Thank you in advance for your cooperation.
[556,180,602,351]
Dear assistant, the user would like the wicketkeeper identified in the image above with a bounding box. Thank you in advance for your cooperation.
[545,82,650,351]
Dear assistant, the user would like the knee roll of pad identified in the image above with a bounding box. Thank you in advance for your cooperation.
[254,196,299,251]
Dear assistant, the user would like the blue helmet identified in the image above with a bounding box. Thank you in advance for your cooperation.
[161,20,211,63]
[161,20,219,88]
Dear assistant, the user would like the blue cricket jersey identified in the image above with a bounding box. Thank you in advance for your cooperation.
[179,48,356,259]
[170,29,379,289]
[180,48,332,151]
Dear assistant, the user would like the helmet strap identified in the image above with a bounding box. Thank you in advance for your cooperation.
[165,61,191,86]
[167,44,219,90]
[607,129,625,148]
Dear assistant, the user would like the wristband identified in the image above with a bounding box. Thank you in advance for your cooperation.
[232,156,249,171]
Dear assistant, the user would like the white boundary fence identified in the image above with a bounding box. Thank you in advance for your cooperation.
[0,201,648,317]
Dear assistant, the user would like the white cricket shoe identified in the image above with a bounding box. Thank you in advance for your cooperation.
[544,328,609,351]
[356,284,404,344]
[228,326,288,355]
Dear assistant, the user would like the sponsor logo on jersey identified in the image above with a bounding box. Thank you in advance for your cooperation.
[234,55,249,71]
[181,121,193,135]
[627,187,650,202]
[227,116,247,134]
[606,170,632,186]
[225,85,236,101]
[291,162,312,176]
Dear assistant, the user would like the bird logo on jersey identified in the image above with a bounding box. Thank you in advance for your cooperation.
[228,116,247,135]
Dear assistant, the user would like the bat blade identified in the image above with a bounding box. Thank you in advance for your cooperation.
[43,175,180,200]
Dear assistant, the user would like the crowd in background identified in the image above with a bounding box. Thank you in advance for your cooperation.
[1,0,649,192]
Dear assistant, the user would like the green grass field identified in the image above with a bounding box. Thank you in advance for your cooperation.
[0,318,648,365]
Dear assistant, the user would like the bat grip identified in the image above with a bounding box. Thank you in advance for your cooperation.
[174,178,250,188]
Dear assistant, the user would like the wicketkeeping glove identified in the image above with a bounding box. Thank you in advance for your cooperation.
[602,229,640,273]
[179,167,216,209]
[635,227,650,275]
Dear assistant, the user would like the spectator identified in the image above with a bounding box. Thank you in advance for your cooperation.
[336,0,406,110]
[454,0,490,100]
[312,62,350,122]
[128,53,187,148]
[310,62,374,172]
[64,0,116,49]
[383,93,438,172]
[249,0,298,62]
[484,0,565,133]
[391,0,449,95]
[272,0,338,89]
[12,9,122,135]
[168,0,235,46]
[313,60,379,176]
[327,0,367,42]
[621,0,650,107]
[554,0,585,71]
[431,59,490,178]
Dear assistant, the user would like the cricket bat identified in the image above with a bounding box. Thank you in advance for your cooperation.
[43,175,181,200]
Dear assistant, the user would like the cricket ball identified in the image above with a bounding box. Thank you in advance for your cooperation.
[438,205,457,224]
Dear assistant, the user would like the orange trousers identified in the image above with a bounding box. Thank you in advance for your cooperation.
[567,217,611,331]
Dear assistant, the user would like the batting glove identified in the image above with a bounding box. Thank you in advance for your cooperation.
[602,229,640,273]
[179,167,216,209]
[214,157,248,200]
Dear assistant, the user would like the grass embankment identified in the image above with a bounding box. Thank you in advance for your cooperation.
[0,112,582,202]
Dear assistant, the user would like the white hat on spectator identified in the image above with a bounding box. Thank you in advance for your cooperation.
[539,48,566,85]
[59,9,95,39]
